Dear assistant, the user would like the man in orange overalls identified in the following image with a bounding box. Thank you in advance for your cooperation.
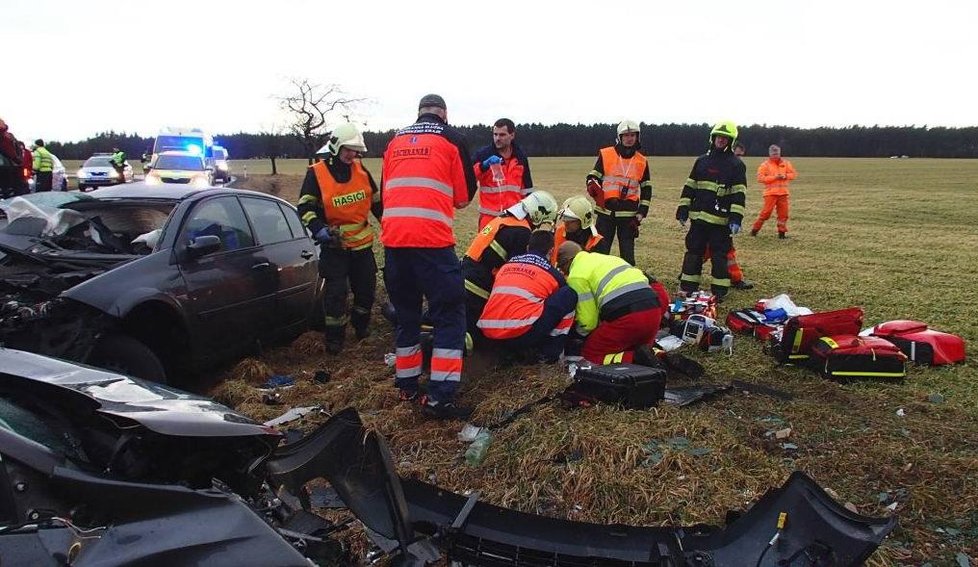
[751,144,798,239]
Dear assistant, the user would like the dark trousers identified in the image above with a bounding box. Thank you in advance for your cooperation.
[680,221,732,296]
[35,171,53,192]
[497,286,577,361]
[594,213,636,265]
[384,247,465,403]
[320,247,377,343]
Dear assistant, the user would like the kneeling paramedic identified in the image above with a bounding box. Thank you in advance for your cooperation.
[557,242,664,365]
[550,195,603,265]
[676,121,747,300]
[297,123,382,354]
[477,230,577,363]
[462,190,558,339]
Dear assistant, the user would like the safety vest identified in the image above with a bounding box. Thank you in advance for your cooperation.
[381,123,467,248]
[464,216,529,263]
[111,151,126,166]
[311,160,375,251]
[566,251,651,334]
[477,254,570,340]
[757,158,797,197]
[475,156,528,218]
[550,224,602,265]
[32,146,54,173]
[597,147,645,209]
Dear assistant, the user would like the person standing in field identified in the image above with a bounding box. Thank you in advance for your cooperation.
[676,121,747,300]
[296,123,382,354]
[585,120,652,266]
[471,118,534,230]
[699,142,754,289]
[750,144,797,239]
[381,94,478,420]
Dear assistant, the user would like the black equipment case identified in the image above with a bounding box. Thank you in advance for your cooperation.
[569,363,666,409]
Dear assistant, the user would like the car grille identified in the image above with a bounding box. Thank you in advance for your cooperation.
[161,178,192,184]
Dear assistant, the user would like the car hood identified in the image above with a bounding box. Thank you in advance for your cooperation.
[79,166,119,175]
[152,168,204,178]
[0,348,275,438]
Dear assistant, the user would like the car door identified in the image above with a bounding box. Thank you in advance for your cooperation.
[239,196,318,338]
[176,195,275,360]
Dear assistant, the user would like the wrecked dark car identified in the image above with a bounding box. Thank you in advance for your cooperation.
[0,348,895,566]
[0,182,320,384]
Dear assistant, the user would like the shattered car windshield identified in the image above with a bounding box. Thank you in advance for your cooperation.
[155,155,204,171]
[0,393,86,464]
[0,199,176,255]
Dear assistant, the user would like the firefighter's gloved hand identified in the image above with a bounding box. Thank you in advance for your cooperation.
[481,155,503,170]
[314,227,333,245]
[629,216,641,238]
[729,223,741,235]
[586,178,602,199]
[675,206,688,223]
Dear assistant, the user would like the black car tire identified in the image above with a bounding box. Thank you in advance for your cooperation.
[61,178,68,191]
[79,184,87,192]
[89,335,168,384]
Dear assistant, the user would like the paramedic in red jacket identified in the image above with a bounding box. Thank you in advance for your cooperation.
[477,230,577,363]
[381,94,478,420]
[471,118,534,229]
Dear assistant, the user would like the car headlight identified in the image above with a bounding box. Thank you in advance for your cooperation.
[216,160,228,171]
[192,175,209,188]
[146,173,162,185]
[76,170,87,178]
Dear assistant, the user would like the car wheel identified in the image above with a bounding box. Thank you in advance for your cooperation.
[89,335,168,384]
[61,178,68,191]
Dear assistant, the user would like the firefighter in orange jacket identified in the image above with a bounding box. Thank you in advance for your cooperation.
[297,123,382,354]
[585,120,652,266]
[550,196,602,266]
[472,118,534,230]
[477,230,577,363]
[463,190,558,339]
[751,144,797,239]
[381,94,478,420]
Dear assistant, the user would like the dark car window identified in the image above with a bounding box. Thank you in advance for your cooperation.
[241,197,293,245]
[83,157,113,167]
[181,196,255,252]
[156,155,205,171]
[280,202,308,238]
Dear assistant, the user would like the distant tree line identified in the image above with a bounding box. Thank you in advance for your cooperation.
[45,123,978,162]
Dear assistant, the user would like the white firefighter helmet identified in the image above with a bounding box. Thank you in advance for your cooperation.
[616,120,641,144]
[518,190,558,227]
[559,196,597,232]
[318,122,367,155]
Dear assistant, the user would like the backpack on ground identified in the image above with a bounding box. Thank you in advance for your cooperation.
[810,335,908,381]
[869,320,966,366]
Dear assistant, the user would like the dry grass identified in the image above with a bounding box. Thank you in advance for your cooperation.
[223,156,978,564]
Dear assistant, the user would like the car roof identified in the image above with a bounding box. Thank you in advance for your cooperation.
[83,182,293,206]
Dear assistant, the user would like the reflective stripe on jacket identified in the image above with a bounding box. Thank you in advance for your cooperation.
[550,223,602,265]
[32,147,54,172]
[677,150,747,226]
[566,251,651,334]
[465,216,530,263]
[757,158,797,197]
[381,117,472,248]
[312,160,376,250]
[473,156,530,218]
[478,253,568,340]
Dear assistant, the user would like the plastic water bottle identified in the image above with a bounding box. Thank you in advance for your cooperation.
[464,430,492,467]
[490,162,505,184]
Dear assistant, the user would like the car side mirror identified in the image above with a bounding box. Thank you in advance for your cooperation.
[187,234,221,258]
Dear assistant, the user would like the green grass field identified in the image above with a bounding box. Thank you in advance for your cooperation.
[221,156,977,564]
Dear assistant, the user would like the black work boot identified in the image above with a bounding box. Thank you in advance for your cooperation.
[323,327,345,354]
[421,399,473,420]
[351,308,371,340]
[732,279,755,290]
[778,232,787,239]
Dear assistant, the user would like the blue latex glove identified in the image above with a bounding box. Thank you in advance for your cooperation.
[729,223,741,235]
[314,227,332,244]
[481,155,503,170]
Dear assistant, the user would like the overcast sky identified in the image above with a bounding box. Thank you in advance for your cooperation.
[5,0,975,142]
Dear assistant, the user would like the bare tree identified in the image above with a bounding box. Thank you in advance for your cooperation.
[278,78,364,164]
